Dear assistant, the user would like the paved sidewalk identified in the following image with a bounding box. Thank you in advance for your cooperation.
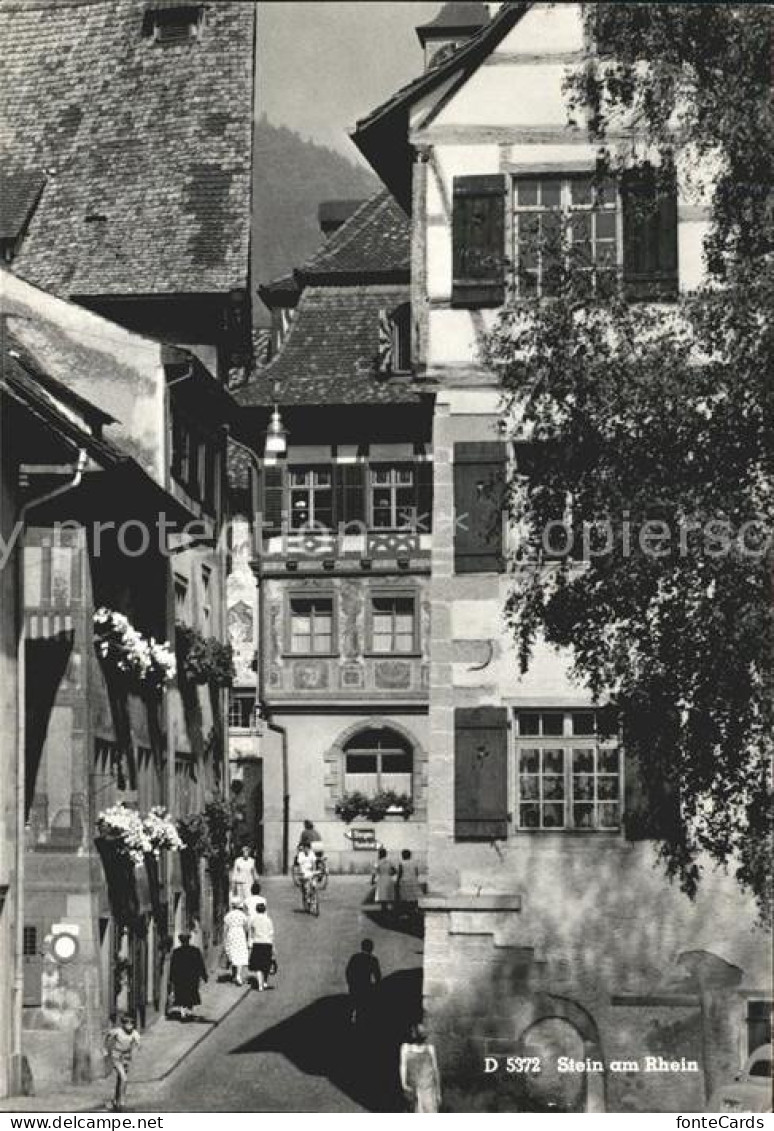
[0,976,250,1112]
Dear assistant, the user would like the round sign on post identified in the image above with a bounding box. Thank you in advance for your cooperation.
[51,932,79,965]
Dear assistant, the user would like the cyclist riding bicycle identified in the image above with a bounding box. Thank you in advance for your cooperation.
[295,843,318,909]
[298,819,327,880]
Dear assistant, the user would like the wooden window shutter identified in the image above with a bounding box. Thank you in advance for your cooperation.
[455,707,509,841]
[454,441,507,573]
[335,464,365,527]
[415,461,433,534]
[452,175,506,308]
[261,466,285,534]
[623,748,680,841]
[622,167,679,300]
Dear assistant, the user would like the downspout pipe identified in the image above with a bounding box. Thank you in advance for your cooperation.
[13,448,88,1090]
[226,429,290,875]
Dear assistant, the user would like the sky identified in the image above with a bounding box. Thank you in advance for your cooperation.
[257,1,439,165]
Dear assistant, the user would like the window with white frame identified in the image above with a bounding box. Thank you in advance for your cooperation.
[513,174,619,299]
[516,710,621,831]
[289,596,334,654]
[370,595,416,654]
[228,692,256,730]
[343,728,413,799]
[370,464,415,528]
[288,466,333,530]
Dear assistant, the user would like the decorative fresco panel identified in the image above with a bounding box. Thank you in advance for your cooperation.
[374,660,412,690]
[292,660,330,690]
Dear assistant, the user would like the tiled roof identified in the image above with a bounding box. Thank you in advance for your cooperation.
[299,192,410,280]
[234,285,419,408]
[0,0,255,297]
[0,171,46,241]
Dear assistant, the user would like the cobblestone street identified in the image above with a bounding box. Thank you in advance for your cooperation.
[140,875,423,1113]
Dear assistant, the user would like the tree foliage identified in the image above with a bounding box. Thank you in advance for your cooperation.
[486,4,773,920]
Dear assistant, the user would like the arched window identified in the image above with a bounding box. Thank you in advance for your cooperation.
[343,727,413,798]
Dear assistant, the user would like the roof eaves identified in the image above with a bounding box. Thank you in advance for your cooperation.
[353,4,523,135]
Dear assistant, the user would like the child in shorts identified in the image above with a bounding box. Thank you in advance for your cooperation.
[104,1013,140,1111]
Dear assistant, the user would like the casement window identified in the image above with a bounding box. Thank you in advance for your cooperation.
[452,166,678,307]
[370,595,417,654]
[452,175,507,307]
[261,460,432,536]
[370,464,415,529]
[746,1000,773,1058]
[453,441,507,573]
[289,596,334,654]
[513,174,619,298]
[289,467,333,530]
[515,710,622,831]
[343,728,413,799]
[228,693,256,730]
[455,707,509,840]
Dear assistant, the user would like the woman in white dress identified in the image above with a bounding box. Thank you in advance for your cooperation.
[399,1023,441,1113]
[222,896,249,985]
[230,846,259,903]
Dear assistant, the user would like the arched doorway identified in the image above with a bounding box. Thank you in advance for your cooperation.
[517,996,606,1112]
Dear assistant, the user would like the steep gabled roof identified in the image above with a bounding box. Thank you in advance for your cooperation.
[298,191,410,282]
[0,0,255,297]
[234,285,417,408]
[352,1,529,207]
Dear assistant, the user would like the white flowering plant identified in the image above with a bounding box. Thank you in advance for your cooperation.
[96,803,151,865]
[94,608,176,691]
[96,803,183,864]
[143,806,183,854]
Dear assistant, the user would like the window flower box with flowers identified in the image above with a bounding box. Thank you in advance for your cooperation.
[95,804,181,935]
[334,790,414,824]
[94,608,176,693]
[176,622,235,688]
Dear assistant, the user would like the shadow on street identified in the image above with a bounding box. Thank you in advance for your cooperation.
[229,967,423,1112]
[361,907,424,940]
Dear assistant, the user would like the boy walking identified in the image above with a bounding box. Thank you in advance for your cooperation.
[104,1013,140,1111]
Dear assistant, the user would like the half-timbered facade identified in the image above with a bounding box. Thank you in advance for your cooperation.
[353,1,772,1112]
[235,192,434,874]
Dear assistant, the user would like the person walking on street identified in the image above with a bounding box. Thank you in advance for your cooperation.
[247,903,275,991]
[104,1013,140,1112]
[345,937,381,1026]
[243,880,267,918]
[222,895,249,985]
[168,932,207,1021]
[396,849,422,919]
[230,844,259,903]
[372,846,396,913]
[400,1022,442,1112]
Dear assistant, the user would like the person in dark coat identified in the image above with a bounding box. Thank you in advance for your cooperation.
[345,937,381,1026]
[169,932,207,1021]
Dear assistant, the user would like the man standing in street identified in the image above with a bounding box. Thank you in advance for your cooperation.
[345,938,382,1026]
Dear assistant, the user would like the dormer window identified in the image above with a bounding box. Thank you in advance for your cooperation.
[377,303,411,375]
[143,3,204,45]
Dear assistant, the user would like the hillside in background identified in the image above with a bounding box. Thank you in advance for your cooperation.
[252,117,379,324]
